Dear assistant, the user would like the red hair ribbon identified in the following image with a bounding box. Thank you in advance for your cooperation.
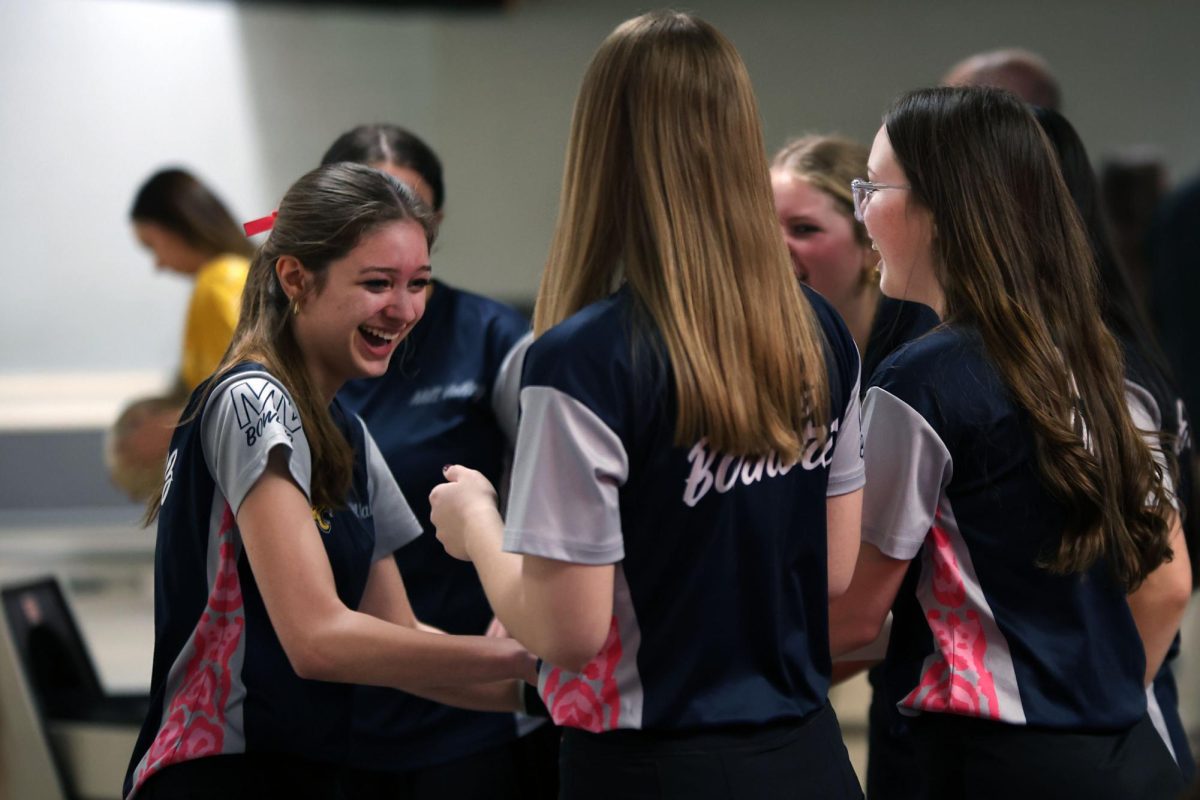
[243,210,277,237]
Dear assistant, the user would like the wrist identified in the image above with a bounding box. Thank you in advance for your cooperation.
[463,504,504,562]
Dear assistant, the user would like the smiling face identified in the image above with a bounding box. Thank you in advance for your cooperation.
[770,170,875,306]
[285,219,431,400]
[862,125,941,313]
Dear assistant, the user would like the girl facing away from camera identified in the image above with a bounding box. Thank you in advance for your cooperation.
[123,162,535,800]
[431,11,865,800]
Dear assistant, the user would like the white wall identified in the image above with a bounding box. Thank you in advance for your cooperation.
[1,0,1197,380]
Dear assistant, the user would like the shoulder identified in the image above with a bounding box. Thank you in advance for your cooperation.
[196,254,250,285]
[203,363,302,434]
[525,290,634,385]
[868,326,991,427]
[863,298,941,382]
[872,326,972,386]
[520,291,648,436]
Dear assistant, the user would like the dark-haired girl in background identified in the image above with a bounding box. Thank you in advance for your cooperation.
[1033,105,1196,783]
[320,125,552,800]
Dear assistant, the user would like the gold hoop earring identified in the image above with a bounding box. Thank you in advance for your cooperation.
[291,299,301,316]
[859,250,882,289]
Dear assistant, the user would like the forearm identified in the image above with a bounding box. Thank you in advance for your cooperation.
[432,466,615,671]
[298,606,531,690]
[464,508,612,671]
[1128,520,1192,685]
[407,679,524,713]
[464,512,551,657]
[829,547,907,658]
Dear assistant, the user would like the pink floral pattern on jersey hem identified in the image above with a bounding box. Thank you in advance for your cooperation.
[133,504,245,793]
[902,517,1001,720]
[542,617,623,732]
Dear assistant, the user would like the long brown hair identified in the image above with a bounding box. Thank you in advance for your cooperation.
[321,124,445,212]
[885,86,1173,590]
[146,163,437,521]
[535,10,828,460]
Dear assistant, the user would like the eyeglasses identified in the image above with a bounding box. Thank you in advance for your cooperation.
[850,179,910,222]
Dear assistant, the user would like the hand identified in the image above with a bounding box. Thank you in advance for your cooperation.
[492,630,538,684]
[430,464,502,561]
[485,616,509,639]
[515,644,540,685]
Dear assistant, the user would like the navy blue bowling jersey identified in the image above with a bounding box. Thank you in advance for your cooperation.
[504,284,864,732]
[124,363,420,797]
[337,282,532,768]
[863,326,1167,731]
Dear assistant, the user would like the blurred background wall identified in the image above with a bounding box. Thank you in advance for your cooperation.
[1,0,1197,380]
[0,4,1197,795]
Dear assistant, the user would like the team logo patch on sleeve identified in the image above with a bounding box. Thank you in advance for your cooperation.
[228,379,303,447]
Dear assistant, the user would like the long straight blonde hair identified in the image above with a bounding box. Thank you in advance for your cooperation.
[534,10,829,460]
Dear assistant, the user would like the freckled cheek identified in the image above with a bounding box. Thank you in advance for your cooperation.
[410,293,429,321]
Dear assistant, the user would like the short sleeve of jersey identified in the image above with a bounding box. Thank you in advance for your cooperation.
[359,417,424,559]
[861,346,953,560]
[201,371,313,516]
[803,285,865,497]
[1125,379,1178,511]
[826,362,864,497]
[491,331,534,447]
[502,329,629,566]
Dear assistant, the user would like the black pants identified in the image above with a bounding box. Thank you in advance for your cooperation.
[913,712,1186,800]
[135,752,349,800]
[342,727,560,800]
[865,669,924,800]
[558,703,862,800]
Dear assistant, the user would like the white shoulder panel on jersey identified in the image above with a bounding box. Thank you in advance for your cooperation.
[1125,378,1177,510]
[492,330,535,449]
[503,385,628,565]
[201,371,313,516]
[861,385,953,561]
[359,416,424,559]
[827,362,866,497]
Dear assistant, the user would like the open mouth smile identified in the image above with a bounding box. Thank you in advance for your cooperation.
[358,324,401,348]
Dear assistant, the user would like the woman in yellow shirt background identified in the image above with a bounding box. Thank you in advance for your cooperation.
[108,168,252,500]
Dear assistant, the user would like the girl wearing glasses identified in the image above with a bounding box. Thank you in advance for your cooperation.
[771,138,940,394]
[123,163,535,800]
[430,11,864,799]
[830,87,1189,799]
